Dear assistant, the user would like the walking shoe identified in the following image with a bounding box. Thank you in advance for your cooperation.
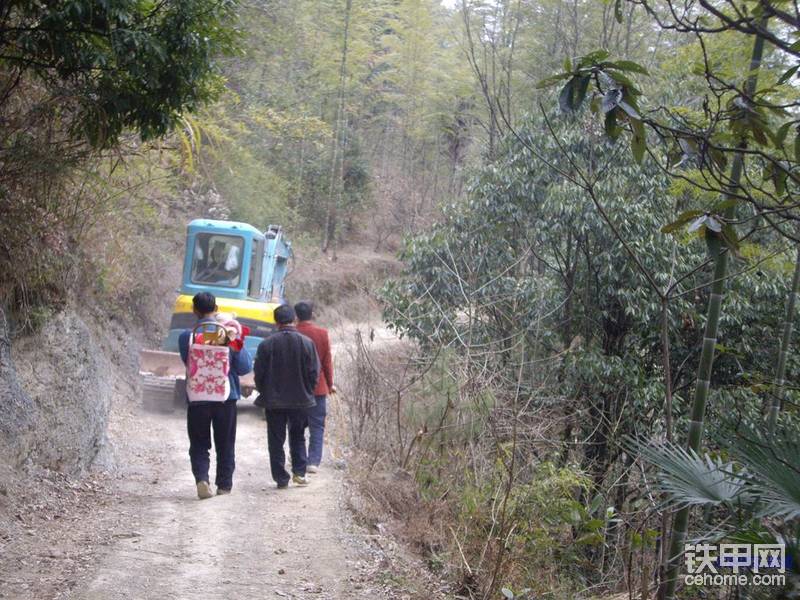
[196,481,214,499]
[277,482,289,489]
[217,488,231,495]
[306,465,319,474]
[292,474,310,486]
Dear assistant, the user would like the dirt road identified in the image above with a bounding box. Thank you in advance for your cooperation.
[1,403,429,600]
[77,405,365,600]
[0,326,444,600]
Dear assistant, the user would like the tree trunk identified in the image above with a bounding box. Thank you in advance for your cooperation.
[322,0,352,255]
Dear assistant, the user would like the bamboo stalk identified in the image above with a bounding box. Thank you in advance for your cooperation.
[767,245,800,433]
[660,21,768,600]
[322,0,352,254]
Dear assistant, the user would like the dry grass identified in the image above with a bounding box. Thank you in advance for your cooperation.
[331,329,491,594]
[286,243,401,324]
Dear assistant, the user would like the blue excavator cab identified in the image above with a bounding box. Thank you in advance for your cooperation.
[179,220,291,302]
[159,219,292,357]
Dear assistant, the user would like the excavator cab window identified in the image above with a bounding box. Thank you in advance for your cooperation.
[248,237,264,298]
[191,233,244,287]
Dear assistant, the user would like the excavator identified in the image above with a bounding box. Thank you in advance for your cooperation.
[139,219,292,411]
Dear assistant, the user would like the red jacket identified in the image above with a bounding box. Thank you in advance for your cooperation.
[296,321,333,396]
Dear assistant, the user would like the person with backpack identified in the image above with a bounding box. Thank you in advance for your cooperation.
[254,304,319,488]
[178,292,253,499]
[294,300,334,473]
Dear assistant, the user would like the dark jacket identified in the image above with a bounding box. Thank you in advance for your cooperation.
[254,325,320,410]
[178,317,253,403]
[296,320,333,396]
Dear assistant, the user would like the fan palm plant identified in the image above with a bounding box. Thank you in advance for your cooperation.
[637,427,800,592]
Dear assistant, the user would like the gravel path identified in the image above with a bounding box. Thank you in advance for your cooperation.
[76,406,363,600]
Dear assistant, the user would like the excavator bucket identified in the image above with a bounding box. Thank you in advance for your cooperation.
[140,350,185,377]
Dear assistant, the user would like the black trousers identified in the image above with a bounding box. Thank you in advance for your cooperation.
[187,401,237,490]
[265,409,308,485]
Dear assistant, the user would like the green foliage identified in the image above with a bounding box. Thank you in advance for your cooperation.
[539,54,649,165]
[382,109,798,592]
[639,423,800,534]
[0,1,238,319]
[537,11,800,595]
[384,108,795,412]
[540,18,800,253]
[441,460,593,594]
[637,442,745,509]
[187,0,467,244]
[2,0,238,146]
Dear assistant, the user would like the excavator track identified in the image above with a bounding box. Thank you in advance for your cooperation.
[141,375,185,413]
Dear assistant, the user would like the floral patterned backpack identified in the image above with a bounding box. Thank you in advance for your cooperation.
[186,323,231,402]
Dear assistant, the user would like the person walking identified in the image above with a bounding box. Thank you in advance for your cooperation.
[254,304,320,488]
[294,301,334,473]
[178,292,253,499]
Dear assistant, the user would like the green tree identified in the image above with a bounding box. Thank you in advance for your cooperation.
[382,110,796,593]
[540,2,799,595]
[0,0,237,146]
[0,0,237,317]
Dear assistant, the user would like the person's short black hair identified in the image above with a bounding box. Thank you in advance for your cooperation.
[274,304,296,325]
[294,300,314,322]
[193,292,217,315]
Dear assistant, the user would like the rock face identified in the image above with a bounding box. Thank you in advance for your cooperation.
[0,307,36,468]
[4,310,111,474]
